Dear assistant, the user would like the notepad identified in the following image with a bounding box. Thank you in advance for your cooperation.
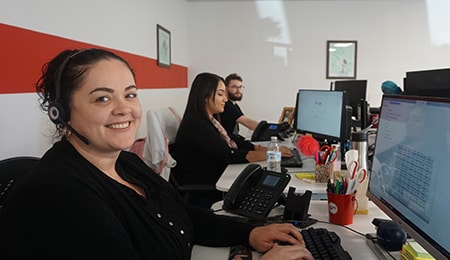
[401,241,435,260]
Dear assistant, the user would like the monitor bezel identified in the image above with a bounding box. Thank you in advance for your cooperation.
[333,79,367,120]
[403,68,450,98]
[367,94,450,259]
[293,89,346,144]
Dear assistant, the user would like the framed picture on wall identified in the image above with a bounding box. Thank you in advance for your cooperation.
[157,24,171,68]
[326,40,357,79]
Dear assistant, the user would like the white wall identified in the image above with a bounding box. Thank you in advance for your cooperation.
[187,0,450,128]
[2,0,450,159]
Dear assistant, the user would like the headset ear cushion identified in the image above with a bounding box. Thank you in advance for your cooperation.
[48,100,70,124]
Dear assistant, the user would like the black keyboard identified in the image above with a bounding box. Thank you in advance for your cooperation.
[301,227,352,260]
[281,148,303,167]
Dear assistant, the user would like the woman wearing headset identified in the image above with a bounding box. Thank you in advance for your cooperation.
[0,49,311,260]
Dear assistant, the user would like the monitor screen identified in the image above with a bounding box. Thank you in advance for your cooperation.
[293,89,345,144]
[404,68,450,98]
[333,80,367,120]
[367,94,450,259]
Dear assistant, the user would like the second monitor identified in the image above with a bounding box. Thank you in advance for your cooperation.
[333,80,368,129]
[293,89,349,147]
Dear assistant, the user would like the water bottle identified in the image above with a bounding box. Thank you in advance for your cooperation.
[330,143,341,180]
[351,131,369,214]
[266,136,282,172]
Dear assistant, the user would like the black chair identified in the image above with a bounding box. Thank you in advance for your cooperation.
[0,156,39,211]
[168,171,221,208]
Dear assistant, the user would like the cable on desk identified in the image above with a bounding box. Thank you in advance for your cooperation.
[316,220,397,260]
[315,220,366,237]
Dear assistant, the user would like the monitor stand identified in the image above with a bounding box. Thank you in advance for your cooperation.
[365,235,391,260]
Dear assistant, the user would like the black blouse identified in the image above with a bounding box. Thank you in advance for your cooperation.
[172,113,253,187]
[0,140,253,259]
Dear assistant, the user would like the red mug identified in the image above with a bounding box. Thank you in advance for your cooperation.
[327,192,357,225]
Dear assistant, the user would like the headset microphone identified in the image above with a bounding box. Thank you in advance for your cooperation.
[48,49,91,145]
[61,122,91,145]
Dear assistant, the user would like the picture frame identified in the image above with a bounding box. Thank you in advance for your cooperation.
[157,24,171,68]
[279,107,295,125]
[326,40,357,79]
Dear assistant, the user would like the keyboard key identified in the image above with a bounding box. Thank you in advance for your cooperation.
[301,227,352,260]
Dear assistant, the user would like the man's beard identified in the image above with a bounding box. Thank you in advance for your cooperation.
[228,93,243,102]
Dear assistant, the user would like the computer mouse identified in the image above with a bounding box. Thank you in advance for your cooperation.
[376,221,407,251]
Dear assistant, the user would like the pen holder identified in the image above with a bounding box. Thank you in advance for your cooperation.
[314,164,330,183]
[327,192,357,225]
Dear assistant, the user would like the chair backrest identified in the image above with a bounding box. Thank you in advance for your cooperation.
[0,156,39,211]
[142,107,182,180]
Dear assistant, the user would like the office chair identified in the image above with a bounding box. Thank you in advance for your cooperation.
[140,107,181,181]
[0,156,39,211]
[129,107,181,180]
[132,106,216,206]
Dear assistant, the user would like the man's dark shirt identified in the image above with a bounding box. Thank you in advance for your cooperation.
[220,101,244,136]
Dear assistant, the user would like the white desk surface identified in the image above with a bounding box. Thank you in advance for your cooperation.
[216,160,329,199]
[216,139,330,198]
[194,138,402,259]
[192,200,400,259]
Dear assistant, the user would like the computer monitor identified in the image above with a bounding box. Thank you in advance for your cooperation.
[367,94,450,259]
[293,89,347,145]
[333,80,368,128]
[403,68,450,98]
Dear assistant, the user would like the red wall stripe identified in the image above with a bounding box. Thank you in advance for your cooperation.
[0,23,187,94]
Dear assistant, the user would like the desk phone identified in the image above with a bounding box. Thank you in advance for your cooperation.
[251,121,290,141]
[223,164,291,219]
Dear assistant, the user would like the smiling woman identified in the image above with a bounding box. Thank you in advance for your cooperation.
[0,49,313,260]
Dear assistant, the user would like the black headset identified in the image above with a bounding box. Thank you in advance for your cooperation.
[47,49,87,124]
[47,49,91,145]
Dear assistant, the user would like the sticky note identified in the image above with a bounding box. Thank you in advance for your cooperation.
[294,172,315,180]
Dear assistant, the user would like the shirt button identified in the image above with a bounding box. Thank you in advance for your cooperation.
[169,221,173,226]
[180,230,185,235]
[157,213,162,218]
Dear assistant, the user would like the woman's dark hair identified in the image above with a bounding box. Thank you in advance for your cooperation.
[183,72,225,120]
[35,48,135,136]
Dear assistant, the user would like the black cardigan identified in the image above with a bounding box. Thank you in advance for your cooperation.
[0,140,253,259]
[171,113,254,187]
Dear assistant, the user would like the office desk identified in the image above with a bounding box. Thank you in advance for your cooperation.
[216,160,329,200]
[192,200,399,259]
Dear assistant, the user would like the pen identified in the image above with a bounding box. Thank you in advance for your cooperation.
[335,180,341,194]
[343,177,348,194]
[327,179,335,194]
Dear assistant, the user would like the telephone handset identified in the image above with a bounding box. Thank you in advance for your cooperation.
[251,120,291,142]
[223,164,291,219]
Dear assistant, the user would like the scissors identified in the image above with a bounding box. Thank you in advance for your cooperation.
[346,160,367,194]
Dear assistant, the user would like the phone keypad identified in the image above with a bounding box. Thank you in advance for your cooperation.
[239,188,274,215]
